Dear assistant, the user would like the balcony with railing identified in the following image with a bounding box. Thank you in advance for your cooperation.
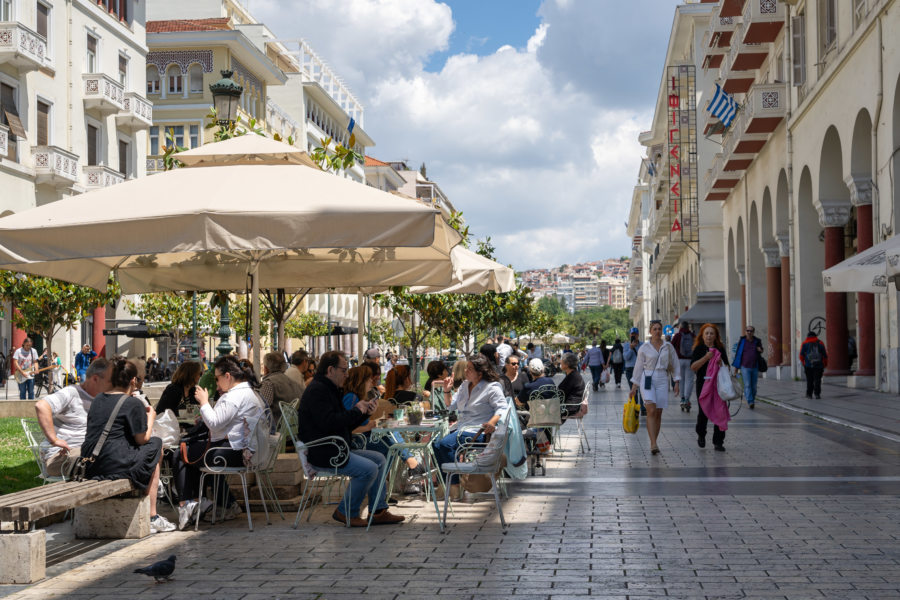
[0,124,7,157]
[31,145,79,187]
[718,0,747,18]
[84,165,124,189]
[0,21,46,72]
[740,0,784,44]
[116,92,152,131]
[703,152,739,202]
[83,73,125,115]
[702,15,736,71]
[146,156,165,174]
[728,81,786,150]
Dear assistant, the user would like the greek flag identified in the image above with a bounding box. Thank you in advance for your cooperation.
[645,159,657,177]
[347,117,356,134]
[707,83,738,128]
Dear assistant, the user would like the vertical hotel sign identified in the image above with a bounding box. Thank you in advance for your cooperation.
[666,64,699,243]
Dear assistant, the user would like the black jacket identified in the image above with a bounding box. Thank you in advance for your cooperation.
[557,370,585,406]
[298,375,367,468]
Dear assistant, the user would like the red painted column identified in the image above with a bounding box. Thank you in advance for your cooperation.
[823,226,849,376]
[10,308,26,375]
[855,202,875,376]
[92,306,106,358]
[780,255,791,365]
[764,248,783,366]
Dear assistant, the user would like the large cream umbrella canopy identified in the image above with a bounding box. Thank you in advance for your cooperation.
[176,134,320,169]
[822,234,900,293]
[408,246,515,294]
[0,163,462,366]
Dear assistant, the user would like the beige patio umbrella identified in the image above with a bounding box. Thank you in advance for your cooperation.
[408,246,515,294]
[176,134,321,169]
[0,163,461,367]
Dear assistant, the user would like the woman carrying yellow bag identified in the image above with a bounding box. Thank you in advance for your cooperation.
[623,393,640,434]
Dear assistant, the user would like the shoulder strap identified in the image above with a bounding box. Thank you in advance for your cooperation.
[91,394,130,459]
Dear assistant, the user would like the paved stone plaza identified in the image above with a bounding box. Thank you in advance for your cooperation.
[2,381,899,600]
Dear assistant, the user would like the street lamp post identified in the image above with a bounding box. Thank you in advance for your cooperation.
[190,292,199,360]
[209,72,243,358]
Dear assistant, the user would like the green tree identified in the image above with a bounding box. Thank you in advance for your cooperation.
[124,292,218,351]
[310,136,362,173]
[283,311,330,341]
[0,272,120,358]
[536,296,567,318]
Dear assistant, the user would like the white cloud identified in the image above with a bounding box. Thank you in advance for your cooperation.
[251,0,672,269]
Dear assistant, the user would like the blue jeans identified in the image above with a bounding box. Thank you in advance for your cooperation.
[740,367,759,405]
[433,429,484,485]
[589,365,603,387]
[334,449,389,518]
[18,378,34,400]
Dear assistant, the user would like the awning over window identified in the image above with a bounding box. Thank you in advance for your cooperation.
[676,291,726,326]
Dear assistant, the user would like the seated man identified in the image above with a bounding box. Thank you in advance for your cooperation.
[556,352,586,419]
[259,351,304,426]
[298,350,405,527]
[285,349,309,393]
[34,358,112,477]
[517,359,555,409]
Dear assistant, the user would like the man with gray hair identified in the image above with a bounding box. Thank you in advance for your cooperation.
[34,358,112,476]
[260,351,304,425]
[285,349,310,392]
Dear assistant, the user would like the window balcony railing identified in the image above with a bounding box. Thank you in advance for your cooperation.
[740,0,785,44]
[0,21,46,72]
[116,92,152,131]
[729,81,786,147]
[84,165,124,189]
[31,145,79,187]
[83,73,125,115]
[146,156,165,174]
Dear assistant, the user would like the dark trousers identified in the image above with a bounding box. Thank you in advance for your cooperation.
[174,439,242,503]
[696,403,725,447]
[804,366,824,397]
[612,363,624,384]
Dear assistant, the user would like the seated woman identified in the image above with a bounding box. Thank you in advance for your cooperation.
[384,364,421,407]
[156,360,203,416]
[81,357,175,534]
[432,354,508,495]
[172,355,266,530]
[343,366,424,483]
[422,360,447,400]
[557,352,586,419]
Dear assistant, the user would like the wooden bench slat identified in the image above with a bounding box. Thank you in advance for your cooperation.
[0,480,135,522]
[0,481,112,509]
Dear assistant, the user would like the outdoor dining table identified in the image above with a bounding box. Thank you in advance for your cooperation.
[366,417,449,531]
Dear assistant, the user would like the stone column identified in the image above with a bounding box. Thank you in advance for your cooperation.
[846,175,875,377]
[736,266,746,334]
[763,246,783,366]
[777,235,792,366]
[818,201,850,376]
[92,306,106,358]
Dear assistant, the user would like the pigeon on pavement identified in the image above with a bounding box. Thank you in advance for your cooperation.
[134,554,177,583]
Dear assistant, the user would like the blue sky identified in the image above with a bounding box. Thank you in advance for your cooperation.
[424,0,543,72]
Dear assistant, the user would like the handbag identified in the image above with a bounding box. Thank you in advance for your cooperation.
[526,396,561,428]
[180,421,211,465]
[757,354,768,373]
[66,394,130,482]
[622,392,640,434]
[716,365,742,401]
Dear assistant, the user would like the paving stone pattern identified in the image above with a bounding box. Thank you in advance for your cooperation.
[2,379,899,599]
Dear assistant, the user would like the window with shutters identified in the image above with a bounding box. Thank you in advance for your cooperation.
[149,126,159,155]
[86,34,98,72]
[1,81,21,162]
[36,101,50,146]
[818,0,837,57]
[791,14,806,88]
[118,139,129,176]
[167,65,182,95]
[118,54,128,87]
[87,123,99,166]
[146,66,160,95]
[0,0,12,21]
[36,2,50,39]
[189,64,203,94]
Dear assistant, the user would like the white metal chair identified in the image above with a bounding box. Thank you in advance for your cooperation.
[280,403,353,528]
[560,385,591,453]
[440,410,513,532]
[20,418,66,485]
[194,410,279,532]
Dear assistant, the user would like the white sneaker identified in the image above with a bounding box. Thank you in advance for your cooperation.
[197,498,214,518]
[150,514,177,533]
[177,500,197,530]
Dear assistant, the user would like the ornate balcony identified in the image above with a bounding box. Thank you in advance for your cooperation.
[719,0,747,18]
[83,73,124,115]
[703,16,736,71]
[146,156,165,174]
[0,124,7,157]
[84,165,124,189]
[704,152,739,202]
[740,0,785,44]
[0,22,46,72]
[729,82,786,146]
[116,92,152,131]
[31,145,79,188]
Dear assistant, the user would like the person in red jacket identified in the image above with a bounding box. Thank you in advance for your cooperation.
[799,331,828,399]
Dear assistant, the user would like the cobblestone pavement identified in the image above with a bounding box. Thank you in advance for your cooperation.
[3,378,899,600]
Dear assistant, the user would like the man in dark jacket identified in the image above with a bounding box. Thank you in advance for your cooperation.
[733,325,764,409]
[298,351,404,527]
[799,331,828,399]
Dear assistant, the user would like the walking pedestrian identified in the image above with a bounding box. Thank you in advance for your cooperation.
[582,341,605,391]
[608,338,625,388]
[623,327,645,415]
[630,320,680,455]
[799,331,827,399]
[672,322,696,410]
[75,344,97,383]
[12,338,39,399]
[691,323,730,451]
[733,325,764,409]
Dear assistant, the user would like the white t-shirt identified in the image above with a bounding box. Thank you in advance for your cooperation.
[41,384,94,459]
[13,347,38,378]
[496,343,513,366]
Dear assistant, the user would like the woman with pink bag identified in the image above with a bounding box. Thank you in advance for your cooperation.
[690,323,732,452]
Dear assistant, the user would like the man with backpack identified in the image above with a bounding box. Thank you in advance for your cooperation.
[799,331,828,399]
[671,322,696,410]
[607,338,626,389]
[733,325,765,409]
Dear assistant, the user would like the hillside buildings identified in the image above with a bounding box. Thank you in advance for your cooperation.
[522,259,630,311]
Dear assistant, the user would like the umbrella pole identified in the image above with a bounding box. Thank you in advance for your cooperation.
[251,260,261,371]
[357,293,365,360]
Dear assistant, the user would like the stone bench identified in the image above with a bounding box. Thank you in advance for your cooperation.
[0,479,149,584]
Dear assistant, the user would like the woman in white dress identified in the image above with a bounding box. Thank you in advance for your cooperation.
[630,320,680,455]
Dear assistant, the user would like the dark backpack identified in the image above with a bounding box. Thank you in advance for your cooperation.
[806,342,824,367]
[679,331,694,357]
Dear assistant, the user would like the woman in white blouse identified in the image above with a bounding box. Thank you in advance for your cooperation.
[173,355,265,529]
[433,354,508,493]
[630,320,680,455]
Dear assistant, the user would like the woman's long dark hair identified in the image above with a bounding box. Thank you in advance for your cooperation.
[468,354,499,383]
[109,356,138,390]
[384,365,411,399]
[214,355,259,388]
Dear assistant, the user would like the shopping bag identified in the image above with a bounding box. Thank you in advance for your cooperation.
[600,369,610,384]
[526,396,561,428]
[535,430,552,454]
[716,367,742,401]
[152,409,180,447]
[623,393,640,434]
